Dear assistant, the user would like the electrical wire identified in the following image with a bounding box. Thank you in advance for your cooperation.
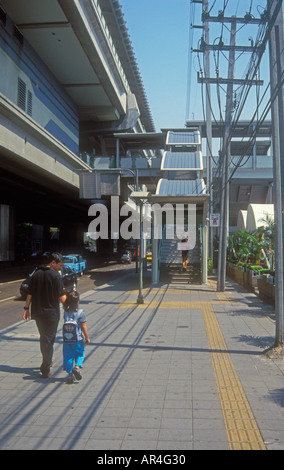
[205,2,272,196]
[215,0,280,174]
[192,0,282,200]
[229,68,284,183]
[186,0,196,122]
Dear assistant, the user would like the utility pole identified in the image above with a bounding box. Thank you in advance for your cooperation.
[217,19,236,291]
[203,0,213,262]
[216,19,236,291]
[268,0,284,349]
[193,9,265,292]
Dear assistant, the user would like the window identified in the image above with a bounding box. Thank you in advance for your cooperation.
[17,78,26,111]
[27,90,32,116]
[17,77,32,116]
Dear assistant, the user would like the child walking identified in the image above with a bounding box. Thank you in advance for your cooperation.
[62,291,90,384]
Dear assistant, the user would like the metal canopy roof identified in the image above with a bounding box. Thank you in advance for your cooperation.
[155,179,207,197]
[161,151,203,170]
[166,131,201,146]
[152,179,208,207]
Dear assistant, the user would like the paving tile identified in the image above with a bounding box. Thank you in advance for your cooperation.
[0,273,282,450]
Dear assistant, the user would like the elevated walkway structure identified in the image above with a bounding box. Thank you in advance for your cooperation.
[151,130,209,285]
[186,120,273,229]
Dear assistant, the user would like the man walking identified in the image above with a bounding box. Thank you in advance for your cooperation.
[23,253,66,378]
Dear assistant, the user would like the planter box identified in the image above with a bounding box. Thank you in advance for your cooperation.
[227,263,275,306]
[226,263,243,284]
[226,263,259,292]
[257,277,275,306]
[244,269,260,291]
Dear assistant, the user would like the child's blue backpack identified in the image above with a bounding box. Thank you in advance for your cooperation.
[62,310,82,343]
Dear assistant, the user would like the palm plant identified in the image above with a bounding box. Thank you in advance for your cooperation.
[227,230,266,267]
[227,230,254,265]
[258,214,275,272]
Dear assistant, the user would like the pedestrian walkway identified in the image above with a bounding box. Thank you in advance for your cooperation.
[0,270,284,451]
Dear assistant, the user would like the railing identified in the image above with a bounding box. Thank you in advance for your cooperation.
[79,154,162,171]
[203,155,273,169]
[90,0,130,94]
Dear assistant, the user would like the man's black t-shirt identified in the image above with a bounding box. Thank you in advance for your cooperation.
[28,266,64,320]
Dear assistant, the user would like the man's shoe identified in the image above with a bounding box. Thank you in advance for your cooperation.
[41,371,51,379]
[72,367,82,380]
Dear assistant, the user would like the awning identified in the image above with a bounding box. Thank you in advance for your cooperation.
[166,130,201,146]
[161,151,203,170]
[155,178,207,197]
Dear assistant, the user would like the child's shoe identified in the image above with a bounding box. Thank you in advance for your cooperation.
[72,366,82,380]
[66,374,75,384]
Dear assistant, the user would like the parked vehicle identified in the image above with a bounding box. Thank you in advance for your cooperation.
[20,265,78,299]
[146,251,152,261]
[120,250,132,264]
[123,244,139,260]
[63,254,86,276]
[60,265,78,292]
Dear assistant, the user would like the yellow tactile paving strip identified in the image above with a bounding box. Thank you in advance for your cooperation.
[119,300,238,308]
[202,302,266,450]
[120,287,266,450]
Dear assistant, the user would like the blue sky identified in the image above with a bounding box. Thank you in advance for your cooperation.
[119,0,270,133]
[119,0,191,131]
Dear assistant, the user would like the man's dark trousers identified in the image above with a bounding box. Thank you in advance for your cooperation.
[35,316,59,375]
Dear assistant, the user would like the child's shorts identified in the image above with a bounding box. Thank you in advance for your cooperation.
[63,340,85,373]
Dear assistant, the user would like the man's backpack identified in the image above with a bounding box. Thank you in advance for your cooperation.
[62,310,82,343]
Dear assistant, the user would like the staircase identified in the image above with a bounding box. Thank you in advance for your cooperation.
[159,227,201,284]
[159,264,201,284]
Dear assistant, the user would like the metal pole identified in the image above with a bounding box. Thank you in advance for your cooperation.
[137,201,144,304]
[116,138,120,168]
[202,224,208,284]
[152,215,159,284]
[268,0,284,347]
[217,18,236,291]
[135,168,139,273]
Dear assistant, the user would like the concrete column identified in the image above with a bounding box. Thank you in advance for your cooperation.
[0,204,15,261]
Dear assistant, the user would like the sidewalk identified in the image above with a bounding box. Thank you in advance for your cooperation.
[0,270,284,451]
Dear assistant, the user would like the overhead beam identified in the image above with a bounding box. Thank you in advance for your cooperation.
[202,15,266,25]
[16,22,70,29]
[197,74,263,86]
[193,45,260,53]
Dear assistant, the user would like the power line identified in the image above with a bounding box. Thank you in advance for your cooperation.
[201,1,279,178]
